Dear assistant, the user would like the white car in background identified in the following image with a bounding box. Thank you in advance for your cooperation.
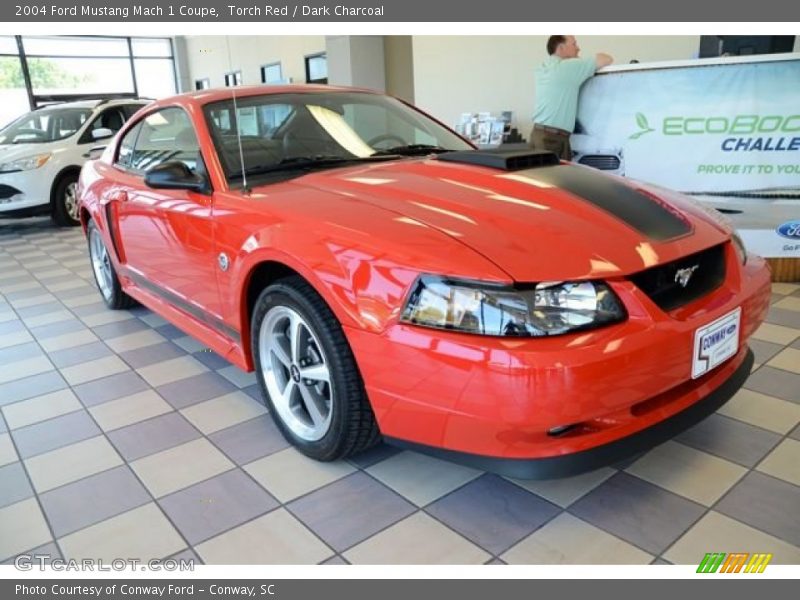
[0,98,149,226]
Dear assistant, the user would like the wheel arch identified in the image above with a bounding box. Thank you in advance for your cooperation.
[49,165,82,211]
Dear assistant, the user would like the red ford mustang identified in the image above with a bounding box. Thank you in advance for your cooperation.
[78,85,771,478]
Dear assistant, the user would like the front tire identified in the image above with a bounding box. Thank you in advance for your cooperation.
[52,174,81,227]
[252,276,380,461]
[87,219,136,310]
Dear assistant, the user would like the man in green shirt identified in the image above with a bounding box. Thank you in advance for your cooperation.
[530,36,613,159]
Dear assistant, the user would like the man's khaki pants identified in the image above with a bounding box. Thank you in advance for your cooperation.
[528,125,572,160]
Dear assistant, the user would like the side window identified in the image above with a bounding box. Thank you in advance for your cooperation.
[116,121,142,168]
[80,108,126,144]
[129,107,200,173]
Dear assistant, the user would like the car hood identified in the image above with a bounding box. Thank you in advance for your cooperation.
[289,158,731,282]
[0,140,63,162]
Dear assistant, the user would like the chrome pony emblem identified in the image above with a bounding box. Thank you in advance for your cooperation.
[675,265,699,288]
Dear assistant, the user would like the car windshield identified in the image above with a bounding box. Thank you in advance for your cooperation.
[0,107,92,144]
[203,91,473,185]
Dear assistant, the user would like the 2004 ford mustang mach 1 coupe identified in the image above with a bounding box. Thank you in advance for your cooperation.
[78,85,770,478]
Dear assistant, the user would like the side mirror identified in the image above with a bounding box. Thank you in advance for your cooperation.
[144,161,210,195]
[92,127,114,141]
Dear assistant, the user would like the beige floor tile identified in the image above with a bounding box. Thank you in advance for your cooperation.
[80,311,135,328]
[0,498,52,562]
[131,438,233,498]
[137,356,208,387]
[46,279,88,293]
[345,512,490,564]
[751,322,800,346]
[2,389,81,430]
[1,281,42,293]
[8,293,57,309]
[766,347,800,375]
[0,355,52,385]
[0,310,16,324]
[59,503,185,561]
[60,355,130,386]
[195,508,332,564]
[771,282,800,296]
[366,451,481,506]
[244,447,355,502]
[39,329,98,352]
[664,511,800,565]
[22,309,74,328]
[752,362,761,372]
[773,296,800,312]
[507,467,616,508]
[180,391,266,435]
[626,441,746,506]
[62,293,104,309]
[502,513,653,564]
[0,330,33,349]
[89,390,173,432]
[718,389,800,434]
[25,436,123,493]
[0,433,18,467]
[104,330,166,353]
[756,438,800,486]
[217,365,257,388]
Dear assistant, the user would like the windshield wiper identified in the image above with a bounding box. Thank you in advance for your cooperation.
[371,144,452,157]
[237,154,395,178]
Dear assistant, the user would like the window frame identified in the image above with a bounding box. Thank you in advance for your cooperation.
[224,71,242,87]
[304,53,328,84]
[260,62,283,84]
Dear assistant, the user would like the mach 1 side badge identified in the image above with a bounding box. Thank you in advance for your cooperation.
[675,264,699,287]
[218,253,230,272]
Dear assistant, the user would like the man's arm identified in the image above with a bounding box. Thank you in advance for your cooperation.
[595,53,614,69]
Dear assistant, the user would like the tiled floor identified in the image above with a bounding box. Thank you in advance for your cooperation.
[1,217,800,565]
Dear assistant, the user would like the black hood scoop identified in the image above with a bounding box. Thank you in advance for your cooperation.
[437,149,559,171]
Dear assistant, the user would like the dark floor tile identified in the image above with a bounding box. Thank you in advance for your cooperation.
[51,285,96,300]
[108,411,201,462]
[715,471,800,547]
[347,442,402,469]
[39,465,151,538]
[744,366,800,404]
[167,547,203,566]
[569,472,705,555]
[157,372,238,409]
[3,287,47,302]
[241,384,263,402]
[153,323,186,340]
[425,474,560,555]
[47,341,113,369]
[486,558,506,565]
[749,339,785,365]
[321,556,348,565]
[0,371,67,407]
[192,349,231,370]
[789,424,800,441]
[765,307,800,330]
[11,410,100,459]
[0,319,26,336]
[651,558,673,565]
[0,342,44,365]
[0,462,34,508]
[676,413,782,468]
[208,415,289,465]
[160,469,279,545]
[1,542,61,565]
[91,318,151,340]
[72,371,150,407]
[119,341,187,369]
[288,471,415,553]
[29,318,85,340]
[71,302,113,318]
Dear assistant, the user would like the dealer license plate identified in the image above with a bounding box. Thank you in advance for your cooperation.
[692,307,741,379]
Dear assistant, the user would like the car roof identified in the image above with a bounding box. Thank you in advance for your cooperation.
[35,98,150,111]
[153,84,383,109]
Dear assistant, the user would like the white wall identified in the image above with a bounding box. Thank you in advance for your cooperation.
[181,36,326,90]
[326,36,386,90]
[412,36,701,137]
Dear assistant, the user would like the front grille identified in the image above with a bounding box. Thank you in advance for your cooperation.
[577,155,621,170]
[630,244,726,311]
[0,184,22,200]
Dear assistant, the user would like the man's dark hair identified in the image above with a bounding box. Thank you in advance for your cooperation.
[547,36,566,55]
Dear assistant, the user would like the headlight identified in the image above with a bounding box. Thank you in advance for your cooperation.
[732,232,747,265]
[0,153,52,173]
[401,275,626,337]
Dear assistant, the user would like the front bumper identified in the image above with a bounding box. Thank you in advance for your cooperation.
[345,248,771,474]
[0,169,53,215]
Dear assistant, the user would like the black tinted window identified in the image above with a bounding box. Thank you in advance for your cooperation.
[129,107,200,172]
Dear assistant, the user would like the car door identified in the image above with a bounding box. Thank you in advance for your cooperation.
[111,106,222,322]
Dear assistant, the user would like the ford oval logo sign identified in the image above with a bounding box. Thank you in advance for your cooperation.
[776,221,800,240]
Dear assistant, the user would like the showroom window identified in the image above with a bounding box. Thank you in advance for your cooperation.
[305,53,327,84]
[224,71,242,87]
[195,78,210,90]
[0,35,177,128]
[261,62,283,84]
[128,107,201,173]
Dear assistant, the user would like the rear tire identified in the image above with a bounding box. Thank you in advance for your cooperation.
[251,275,380,461]
[87,219,136,310]
[52,173,81,227]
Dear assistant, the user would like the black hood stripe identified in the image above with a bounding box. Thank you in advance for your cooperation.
[524,165,691,241]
